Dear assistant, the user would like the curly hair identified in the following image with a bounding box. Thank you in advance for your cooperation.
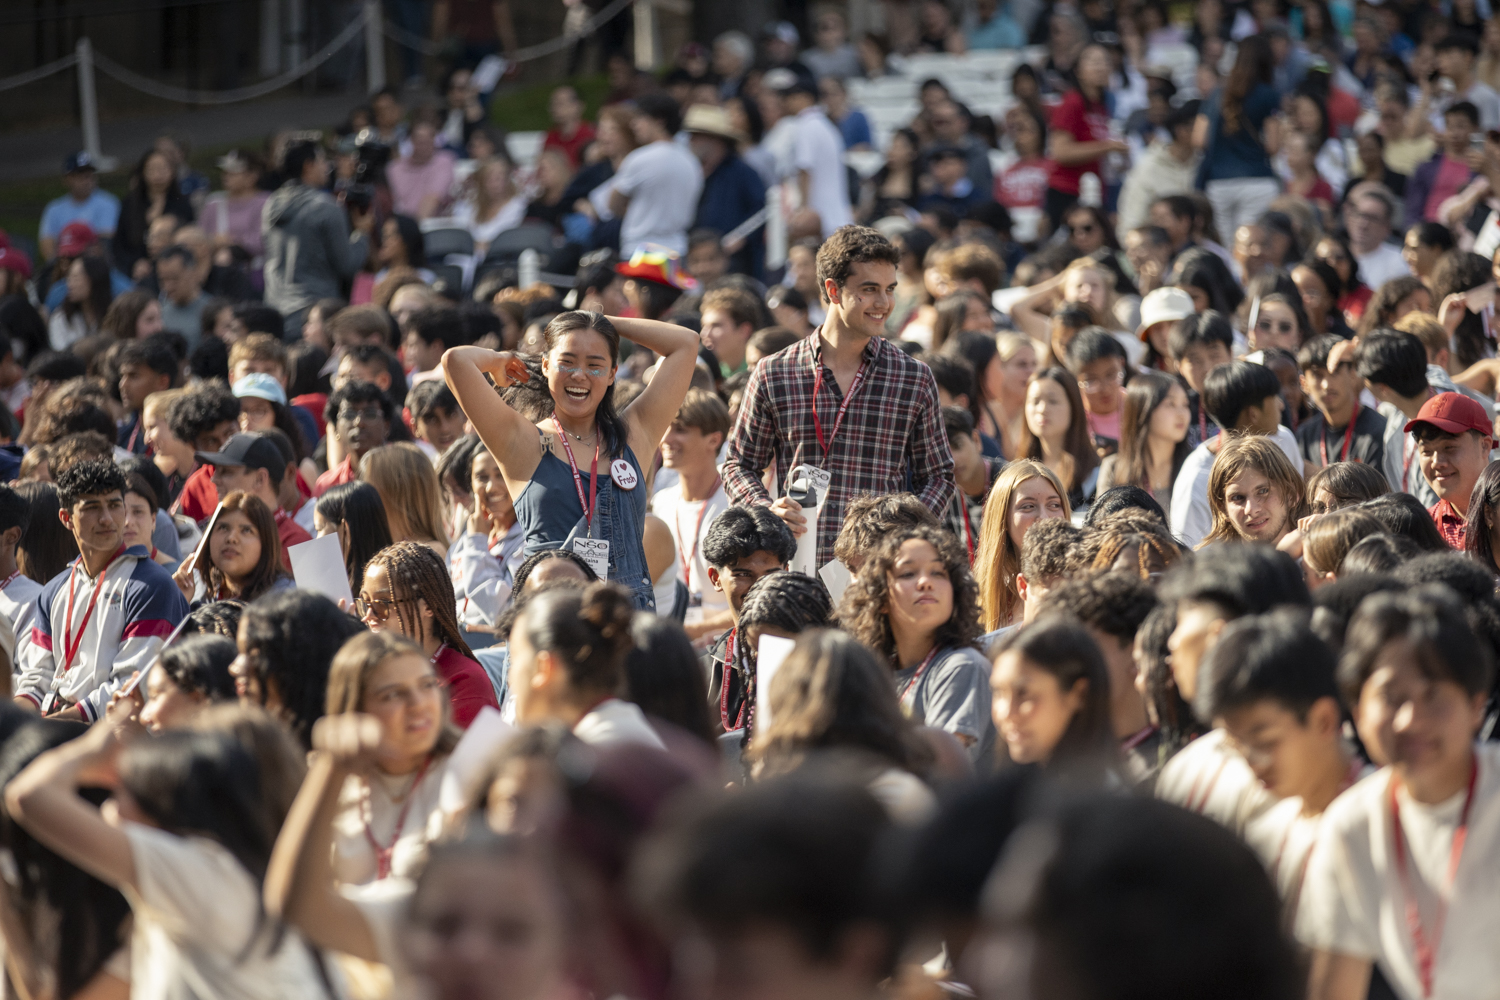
[1038,571,1159,644]
[166,381,240,446]
[181,599,247,640]
[833,492,940,567]
[1089,529,1185,581]
[813,225,900,305]
[363,541,475,660]
[238,590,367,749]
[55,458,126,510]
[1202,435,1309,547]
[840,524,982,666]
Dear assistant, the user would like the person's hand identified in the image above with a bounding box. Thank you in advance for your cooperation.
[1440,291,1472,332]
[1326,337,1360,371]
[171,555,197,600]
[473,349,529,387]
[468,502,493,537]
[311,713,387,773]
[106,675,144,726]
[769,496,808,538]
[349,203,376,236]
[1277,525,1305,560]
[1109,139,1131,154]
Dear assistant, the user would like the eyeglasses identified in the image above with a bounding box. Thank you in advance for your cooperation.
[1080,371,1127,391]
[354,596,397,621]
[370,675,445,708]
[1257,319,1296,334]
[338,406,386,424]
[556,364,607,379]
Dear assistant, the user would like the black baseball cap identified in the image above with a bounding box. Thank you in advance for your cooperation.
[196,433,283,476]
[63,151,97,174]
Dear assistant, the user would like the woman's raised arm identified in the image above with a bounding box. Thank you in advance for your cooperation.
[442,346,543,497]
[615,317,703,460]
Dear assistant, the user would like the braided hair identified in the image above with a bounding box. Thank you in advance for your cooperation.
[365,541,475,660]
[732,571,834,737]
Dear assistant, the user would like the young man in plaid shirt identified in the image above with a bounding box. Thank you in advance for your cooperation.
[722,225,955,568]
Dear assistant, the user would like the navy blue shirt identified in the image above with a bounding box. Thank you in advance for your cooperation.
[1202,83,1280,182]
[695,154,766,279]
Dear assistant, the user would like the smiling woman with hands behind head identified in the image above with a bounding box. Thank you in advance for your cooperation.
[442,311,700,610]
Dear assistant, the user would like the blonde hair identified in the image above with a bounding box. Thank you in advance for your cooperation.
[995,331,1034,363]
[1060,257,1118,324]
[1393,311,1449,360]
[359,442,451,547]
[1303,507,1385,576]
[325,630,461,755]
[1202,435,1308,547]
[974,459,1072,630]
[143,387,186,423]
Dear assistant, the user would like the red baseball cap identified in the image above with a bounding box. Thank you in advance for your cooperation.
[0,247,33,280]
[57,221,96,258]
[1404,391,1492,438]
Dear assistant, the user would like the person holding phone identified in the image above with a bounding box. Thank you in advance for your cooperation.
[442,306,699,611]
[722,226,955,570]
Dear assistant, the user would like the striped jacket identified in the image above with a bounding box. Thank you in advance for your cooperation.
[18,545,188,720]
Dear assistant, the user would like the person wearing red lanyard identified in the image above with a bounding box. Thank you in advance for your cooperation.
[1199,614,1371,929]
[322,630,457,885]
[940,407,1000,564]
[1299,590,1500,1000]
[14,460,187,722]
[841,525,995,765]
[1296,335,1388,476]
[441,308,700,612]
[649,389,732,642]
[722,226,955,570]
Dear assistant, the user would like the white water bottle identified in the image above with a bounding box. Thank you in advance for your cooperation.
[1079,172,1102,208]
[519,248,540,289]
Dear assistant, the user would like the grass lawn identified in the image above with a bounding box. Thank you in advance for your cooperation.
[0,73,607,256]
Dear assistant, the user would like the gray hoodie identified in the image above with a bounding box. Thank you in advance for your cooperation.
[261,182,369,318]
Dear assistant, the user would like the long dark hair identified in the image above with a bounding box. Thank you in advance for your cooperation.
[0,718,131,1000]
[1430,250,1493,369]
[196,491,287,602]
[1136,603,1201,756]
[1466,461,1500,576]
[237,590,367,749]
[15,482,77,584]
[514,311,632,459]
[1222,34,1275,135]
[316,480,394,592]
[624,613,713,743]
[1356,275,1427,336]
[1115,372,1191,490]
[1020,366,1099,492]
[993,616,1120,783]
[1167,249,1244,315]
[62,256,112,327]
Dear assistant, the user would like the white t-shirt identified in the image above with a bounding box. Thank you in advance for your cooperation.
[1168,425,1304,549]
[574,697,667,750]
[1297,744,1500,1000]
[649,483,730,616]
[612,140,704,255]
[792,106,853,237]
[123,824,329,1000]
[344,877,416,992]
[1154,728,1276,837]
[452,195,527,247]
[332,755,450,886]
[1353,242,1412,292]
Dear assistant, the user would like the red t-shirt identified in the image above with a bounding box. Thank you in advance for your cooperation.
[1328,87,1360,135]
[291,394,328,441]
[544,122,598,167]
[434,644,500,728]
[996,158,1052,209]
[1048,90,1111,196]
[175,464,218,523]
[313,456,357,498]
[274,508,312,570]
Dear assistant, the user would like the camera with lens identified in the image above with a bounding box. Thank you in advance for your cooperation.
[343,128,391,212]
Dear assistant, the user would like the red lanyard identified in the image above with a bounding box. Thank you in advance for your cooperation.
[898,646,941,705]
[1389,759,1478,999]
[676,481,720,594]
[1121,724,1158,751]
[811,357,868,461]
[958,499,976,563]
[0,571,19,592]
[718,629,746,730]
[1197,406,1207,443]
[552,417,600,529]
[60,547,125,674]
[1319,403,1360,467]
[363,753,435,880]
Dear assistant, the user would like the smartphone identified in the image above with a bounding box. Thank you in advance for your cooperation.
[1473,133,1488,152]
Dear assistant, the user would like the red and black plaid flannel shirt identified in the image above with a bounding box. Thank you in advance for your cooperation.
[722,332,955,568]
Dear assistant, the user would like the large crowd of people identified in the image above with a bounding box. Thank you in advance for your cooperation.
[2,0,1500,997]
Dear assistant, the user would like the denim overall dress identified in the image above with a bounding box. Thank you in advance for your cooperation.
[514,433,655,611]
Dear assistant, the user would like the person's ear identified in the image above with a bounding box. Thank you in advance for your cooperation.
[707,566,724,593]
[1,526,20,549]
[709,431,725,452]
[1015,571,1031,603]
[532,649,556,690]
[824,277,841,305]
[1308,696,1341,738]
[57,508,71,531]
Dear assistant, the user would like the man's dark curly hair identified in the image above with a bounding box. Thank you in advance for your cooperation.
[166,381,240,445]
[237,589,366,750]
[323,380,394,425]
[1038,571,1160,644]
[702,505,796,569]
[839,523,982,665]
[813,225,901,305]
[56,459,127,511]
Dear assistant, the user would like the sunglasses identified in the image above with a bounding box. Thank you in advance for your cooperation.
[1257,319,1296,334]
